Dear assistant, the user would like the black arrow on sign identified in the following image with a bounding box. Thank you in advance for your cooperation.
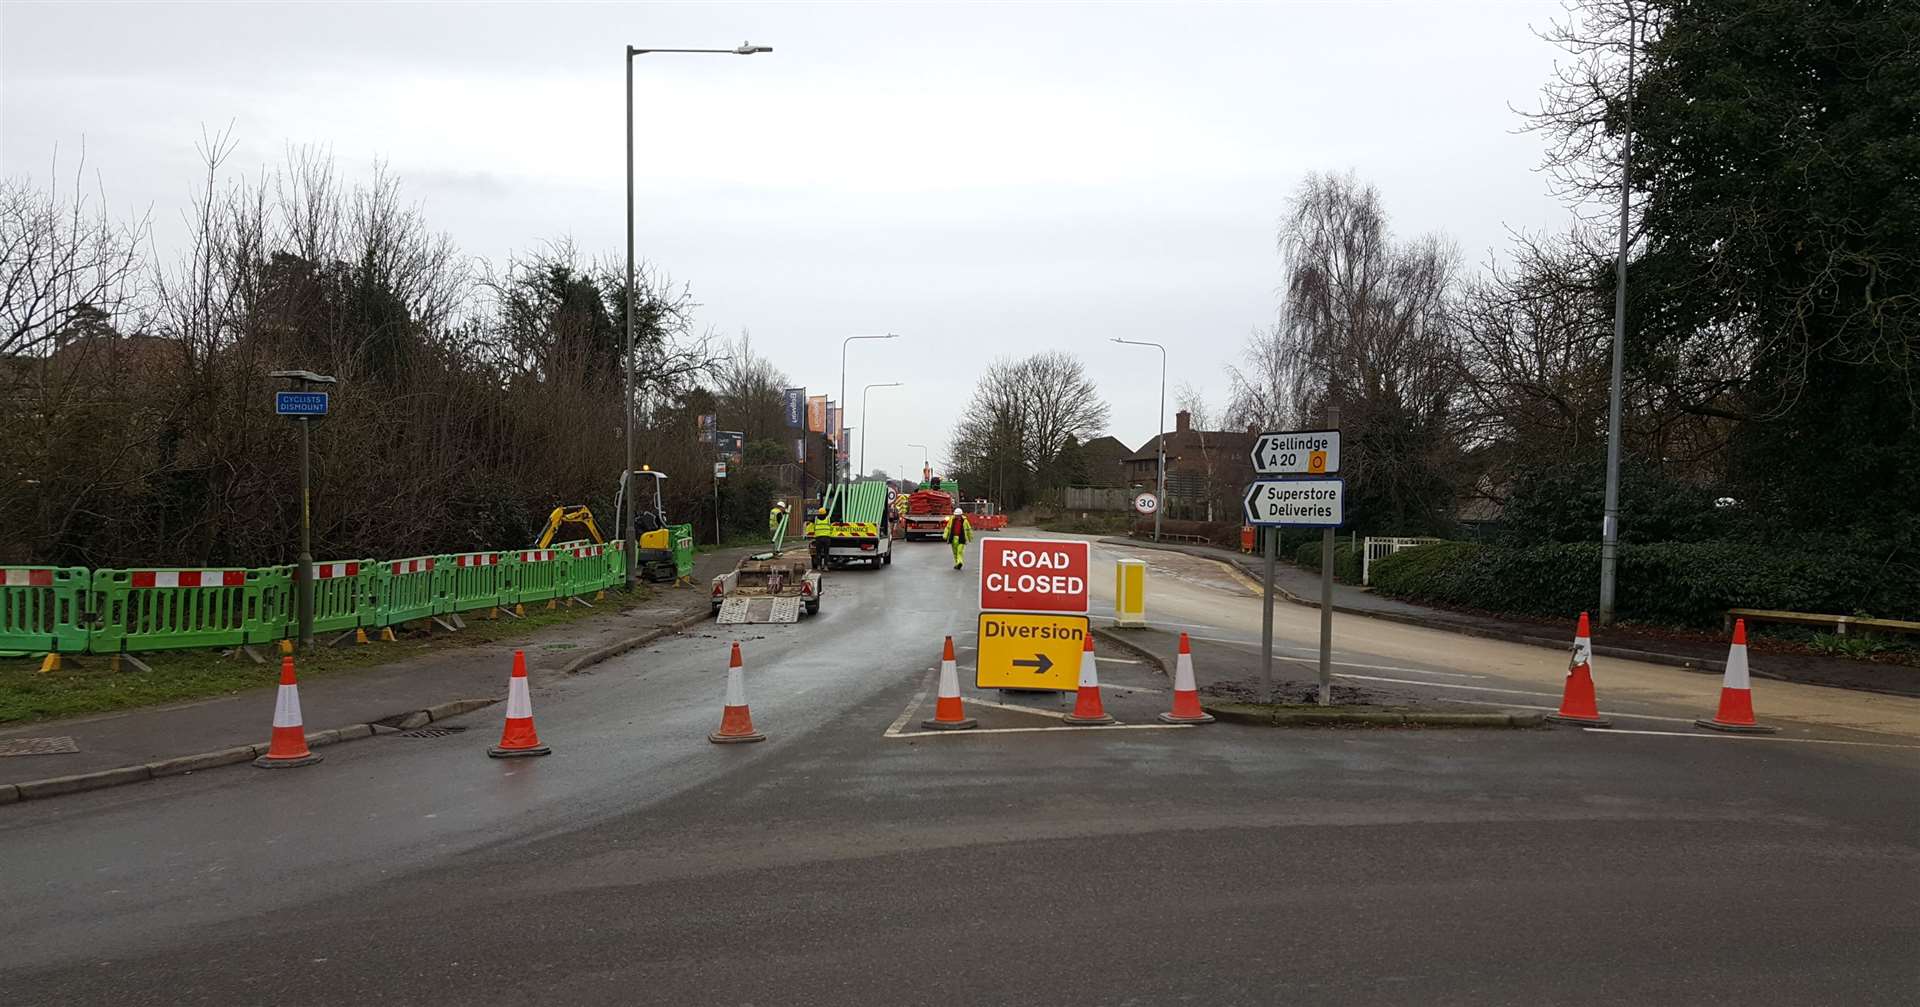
[1012,653,1053,675]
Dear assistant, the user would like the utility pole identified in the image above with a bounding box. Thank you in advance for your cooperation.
[1111,338,1167,541]
[1598,3,1637,627]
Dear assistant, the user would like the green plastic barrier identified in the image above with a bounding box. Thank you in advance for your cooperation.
[557,543,609,596]
[91,567,268,653]
[445,552,508,613]
[0,566,90,654]
[512,548,562,605]
[309,560,375,635]
[376,556,441,626]
[604,540,626,586]
[246,567,294,644]
[670,524,695,578]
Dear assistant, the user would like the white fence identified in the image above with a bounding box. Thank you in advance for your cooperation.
[1363,537,1442,585]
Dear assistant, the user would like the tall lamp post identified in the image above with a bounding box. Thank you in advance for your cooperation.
[908,442,929,482]
[1111,337,1167,542]
[624,40,772,586]
[859,381,902,477]
[1597,5,1638,627]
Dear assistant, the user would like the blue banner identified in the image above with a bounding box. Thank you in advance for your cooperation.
[784,388,805,428]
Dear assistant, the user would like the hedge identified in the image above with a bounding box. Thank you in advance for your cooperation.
[1294,538,1362,584]
[1367,541,1920,628]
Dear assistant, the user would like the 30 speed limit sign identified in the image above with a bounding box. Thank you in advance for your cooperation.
[1133,492,1160,515]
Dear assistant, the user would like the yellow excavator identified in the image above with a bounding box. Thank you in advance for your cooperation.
[615,467,679,582]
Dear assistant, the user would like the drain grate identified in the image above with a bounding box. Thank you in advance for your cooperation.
[398,725,469,739]
[0,736,79,757]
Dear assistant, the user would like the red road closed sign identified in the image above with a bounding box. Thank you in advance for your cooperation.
[978,537,1089,614]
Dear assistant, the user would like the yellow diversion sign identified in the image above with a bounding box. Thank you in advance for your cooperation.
[976,612,1088,691]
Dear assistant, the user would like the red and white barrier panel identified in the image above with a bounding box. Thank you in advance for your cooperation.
[130,570,245,588]
[2,569,55,587]
[454,553,498,568]
[390,558,435,576]
[520,550,554,563]
[315,562,360,580]
[571,545,604,559]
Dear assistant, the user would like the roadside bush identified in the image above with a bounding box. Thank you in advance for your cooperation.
[1294,538,1362,584]
[1132,518,1242,549]
[1368,541,1920,627]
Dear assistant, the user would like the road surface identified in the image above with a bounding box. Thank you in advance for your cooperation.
[2,532,1915,1004]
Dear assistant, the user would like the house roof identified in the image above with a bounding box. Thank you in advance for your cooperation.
[1124,428,1257,463]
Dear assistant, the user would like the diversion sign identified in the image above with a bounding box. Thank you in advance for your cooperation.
[976,612,1087,691]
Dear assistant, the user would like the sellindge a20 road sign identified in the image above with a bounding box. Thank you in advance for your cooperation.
[1244,478,1345,528]
[1251,430,1339,475]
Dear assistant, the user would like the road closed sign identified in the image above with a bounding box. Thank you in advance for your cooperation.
[979,537,1089,614]
[976,612,1087,690]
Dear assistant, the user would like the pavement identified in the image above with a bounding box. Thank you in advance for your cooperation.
[0,547,752,792]
[1,531,1916,1004]
[1105,535,1920,696]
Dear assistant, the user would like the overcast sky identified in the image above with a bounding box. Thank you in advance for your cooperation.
[3,0,1573,480]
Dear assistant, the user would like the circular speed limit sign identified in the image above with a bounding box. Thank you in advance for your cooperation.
[1132,492,1160,515]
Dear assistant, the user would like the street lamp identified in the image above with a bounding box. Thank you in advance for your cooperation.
[624,40,772,586]
[908,442,929,483]
[840,333,898,483]
[1597,8,1638,628]
[268,369,338,652]
[859,381,902,477]
[1111,337,1167,542]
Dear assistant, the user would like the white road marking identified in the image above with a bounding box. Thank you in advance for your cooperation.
[968,698,1069,720]
[1097,657,1144,665]
[1440,698,1700,725]
[1583,727,1920,751]
[886,723,1194,740]
[883,670,938,737]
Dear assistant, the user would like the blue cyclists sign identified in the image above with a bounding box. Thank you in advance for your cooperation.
[275,391,329,416]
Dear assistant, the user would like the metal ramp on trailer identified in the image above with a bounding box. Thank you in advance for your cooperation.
[716,596,802,625]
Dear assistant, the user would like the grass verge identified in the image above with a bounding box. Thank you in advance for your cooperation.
[0,586,657,726]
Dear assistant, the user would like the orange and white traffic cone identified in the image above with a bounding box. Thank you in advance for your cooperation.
[1696,619,1777,734]
[253,656,323,768]
[1546,611,1611,727]
[1061,632,1115,726]
[1159,632,1214,724]
[922,635,976,730]
[488,650,551,758]
[709,642,766,744]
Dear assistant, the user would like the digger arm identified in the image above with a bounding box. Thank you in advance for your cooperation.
[535,506,607,549]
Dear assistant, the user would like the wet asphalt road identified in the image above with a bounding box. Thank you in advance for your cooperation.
[2,535,1917,1004]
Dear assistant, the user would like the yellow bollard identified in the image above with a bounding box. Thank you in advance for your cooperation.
[38,653,60,674]
[1115,558,1147,628]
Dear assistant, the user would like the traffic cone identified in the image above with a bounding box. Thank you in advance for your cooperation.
[922,636,976,730]
[1696,619,1778,734]
[1061,632,1115,726]
[253,656,323,768]
[488,650,551,757]
[1546,612,1611,727]
[1159,632,1214,724]
[709,642,766,744]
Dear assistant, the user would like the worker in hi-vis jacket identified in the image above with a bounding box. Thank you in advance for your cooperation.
[941,509,970,570]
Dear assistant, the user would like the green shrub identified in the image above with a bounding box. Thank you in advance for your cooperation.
[1368,541,1920,627]
[1294,538,1362,584]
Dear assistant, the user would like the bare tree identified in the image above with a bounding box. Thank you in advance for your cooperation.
[1,149,148,358]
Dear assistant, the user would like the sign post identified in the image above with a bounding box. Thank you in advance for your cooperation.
[1246,427,1343,705]
[270,370,337,654]
[713,461,727,545]
[975,537,1090,691]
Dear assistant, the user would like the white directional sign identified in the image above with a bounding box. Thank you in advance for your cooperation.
[1243,478,1345,527]
[1251,430,1340,475]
